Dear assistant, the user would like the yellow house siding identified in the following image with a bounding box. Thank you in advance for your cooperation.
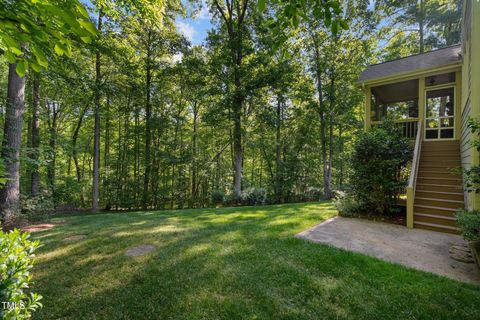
[460,0,480,210]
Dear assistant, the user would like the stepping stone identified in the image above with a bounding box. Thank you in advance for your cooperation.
[125,244,155,257]
[450,244,471,253]
[450,244,474,263]
[22,223,56,233]
[64,235,86,241]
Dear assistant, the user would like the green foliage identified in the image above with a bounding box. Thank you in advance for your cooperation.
[241,187,267,206]
[462,118,480,194]
[260,0,348,42]
[375,0,461,59]
[54,177,83,208]
[0,0,97,75]
[350,120,412,214]
[20,190,54,221]
[0,228,42,319]
[333,190,361,217]
[0,158,7,186]
[303,187,323,202]
[456,209,480,241]
[211,191,225,206]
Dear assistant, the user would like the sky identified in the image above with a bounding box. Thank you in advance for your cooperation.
[81,0,213,46]
[175,1,213,46]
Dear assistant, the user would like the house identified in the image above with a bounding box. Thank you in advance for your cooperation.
[358,0,479,233]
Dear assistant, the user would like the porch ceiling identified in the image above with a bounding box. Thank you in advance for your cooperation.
[359,45,462,84]
[371,79,418,103]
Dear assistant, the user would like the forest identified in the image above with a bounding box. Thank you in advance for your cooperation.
[0,0,462,219]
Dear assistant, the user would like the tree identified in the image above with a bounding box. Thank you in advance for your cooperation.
[376,0,461,59]
[0,64,26,215]
[0,0,96,218]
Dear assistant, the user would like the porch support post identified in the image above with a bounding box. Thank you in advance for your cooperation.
[406,187,414,229]
[455,70,462,140]
[418,77,425,126]
[365,87,371,130]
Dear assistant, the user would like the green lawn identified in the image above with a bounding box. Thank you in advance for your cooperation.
[32,202,480,319]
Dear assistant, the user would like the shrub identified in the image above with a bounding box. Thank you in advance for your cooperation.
[211,191,225,206]
[350,120,412,215]
[223,192,240,206]
[304,187,323,202]
[241,187,267,206]
[333,191,362,217]
[0,227,43,319]
[54,176,82,208]
[456,209,480,241]
[21,190,54,221]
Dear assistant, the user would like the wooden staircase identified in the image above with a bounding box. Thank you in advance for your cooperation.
[414,140,464,234]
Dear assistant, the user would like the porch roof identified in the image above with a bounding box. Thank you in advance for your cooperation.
[359,44,462,84]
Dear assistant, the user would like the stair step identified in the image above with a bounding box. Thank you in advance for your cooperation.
[420,160,461,165]
[416,183,463,192]
[422,140,460,145]
[415,197,464,209]
[417,170,461,178]
[414,204,457,217]
[420,147,460,152]
[421,155,461,160]
[414,221,460,234]
[414,212,457,221]
[417,177,463,186]
[415,190,464,201]
[414,213,457,227]
[419,165,461,171]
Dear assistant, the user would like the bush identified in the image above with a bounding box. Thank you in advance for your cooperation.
[54,176,82,208]
[21,190,54,221]
[350,120,412,215]
[0,227,43,319]
[456,209,480,241]
[211,191,225,206]
[223,192,240,206]
[304,187,323,202]
[241,187,267,206]
[333,191,362,217]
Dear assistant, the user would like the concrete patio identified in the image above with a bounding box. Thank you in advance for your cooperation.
[296,216,480,284]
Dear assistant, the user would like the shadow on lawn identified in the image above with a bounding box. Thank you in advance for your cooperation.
[32,202,480,319]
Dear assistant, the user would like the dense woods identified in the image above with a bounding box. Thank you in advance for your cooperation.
[0,0,462,217]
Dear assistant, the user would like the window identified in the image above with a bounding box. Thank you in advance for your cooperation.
[425,72,456,87]
[425,87,455,139]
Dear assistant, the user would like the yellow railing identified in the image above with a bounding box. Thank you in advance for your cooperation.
[406,121,422,229]
[371,118,419,139]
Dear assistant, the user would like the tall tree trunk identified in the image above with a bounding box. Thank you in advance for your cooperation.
[338,125,344,188]
[72,105,89,207]
[134,106,140,208]
[103,95,111,210]
[30,73,40,196]
[46,102,57,201]
[191,100,198,207]
[418,0,425,53]
[275,97,282,203]
[313,37,332,199]
[142,30,152,210]
[92,9,103,211]
[232,40,244,199]
[0,63,26,218]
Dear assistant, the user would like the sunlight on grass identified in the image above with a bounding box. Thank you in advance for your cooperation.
[30,202,480,319]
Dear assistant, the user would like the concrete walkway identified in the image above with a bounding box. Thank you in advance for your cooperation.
[296,216,480,284]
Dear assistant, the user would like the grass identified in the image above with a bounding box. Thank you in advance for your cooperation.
[31,202,480,319]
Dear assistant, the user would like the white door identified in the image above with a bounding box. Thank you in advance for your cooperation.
[424,87,455,140]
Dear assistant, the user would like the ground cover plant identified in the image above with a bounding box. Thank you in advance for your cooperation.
[31,202,480,319]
